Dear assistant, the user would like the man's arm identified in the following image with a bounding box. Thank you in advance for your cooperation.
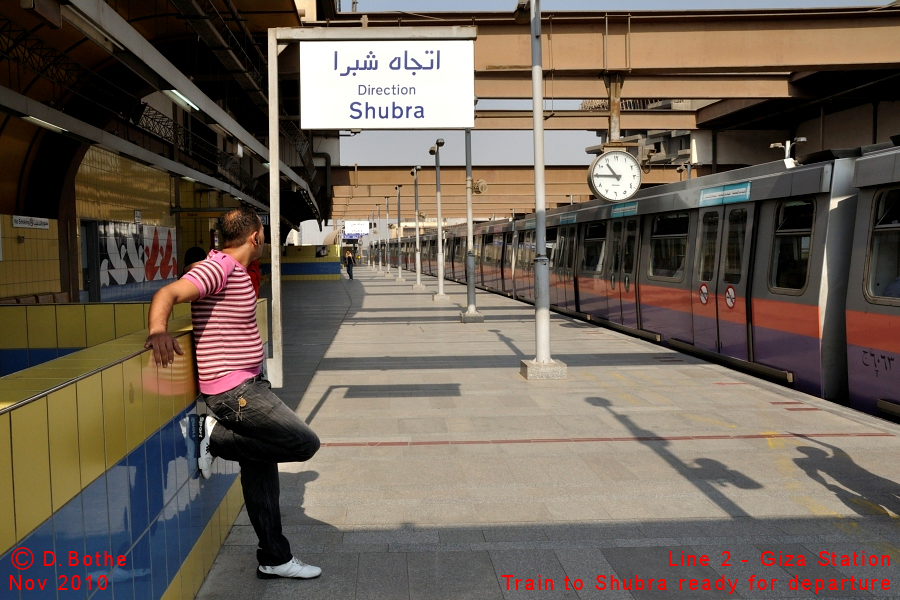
[145,278,202,367]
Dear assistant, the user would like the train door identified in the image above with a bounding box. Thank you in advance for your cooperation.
[606,218,640,327]
[691,205,756,357]
[718,205,755,360]
[692,208,724,352]
[559,225,577,310]
[546,228,559,306]
[503,232,515,294]
[576,222,608,319]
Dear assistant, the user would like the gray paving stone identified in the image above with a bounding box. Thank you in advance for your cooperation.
[489,549,581,599]
[357,552,409,600]
[407,551,504,600]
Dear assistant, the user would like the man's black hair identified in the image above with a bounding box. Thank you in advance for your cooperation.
[220,206,262,248]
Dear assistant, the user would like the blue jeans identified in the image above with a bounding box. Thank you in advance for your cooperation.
[205,376,320,565]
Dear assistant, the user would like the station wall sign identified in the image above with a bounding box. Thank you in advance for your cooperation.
[344,220,369,235]
[299,40,474,130]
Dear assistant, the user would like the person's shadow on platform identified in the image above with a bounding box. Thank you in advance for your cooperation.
[585,396,761,517]
[793,440,900,518]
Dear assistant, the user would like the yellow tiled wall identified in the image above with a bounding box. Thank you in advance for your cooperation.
[177,180,243,257]
[0,301,192,354]
[0,299,265,555]
[0,215,61,298]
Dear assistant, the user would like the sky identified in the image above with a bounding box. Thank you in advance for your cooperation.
[332,0,892,167]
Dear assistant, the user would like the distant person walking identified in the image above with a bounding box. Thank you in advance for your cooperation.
[344,249,355,280]
[145,206,321,581]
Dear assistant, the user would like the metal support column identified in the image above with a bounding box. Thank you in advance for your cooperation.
[383,196,392,276]
[461,129,484,323]
[411,166,425,291]
[395,185,405,282]
[431,139,449,301]
[520,0,566,379]
[376,203,383,274]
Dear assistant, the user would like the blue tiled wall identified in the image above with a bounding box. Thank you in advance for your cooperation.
[2,403,239,600]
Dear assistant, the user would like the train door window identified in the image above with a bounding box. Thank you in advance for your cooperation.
[611,221,623,272]
[546,228,558,264]
[504,233,515,270]
[698,212,719,282]
[564,227,577,271]
[623,219,638,273]
[723,209,747,284]
[769,199,814,292]
[648,212,688,280]
[867,187,900,300]
[580,222,606,274]
[555,229,567,269]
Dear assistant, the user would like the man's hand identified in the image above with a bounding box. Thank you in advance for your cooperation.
[145,332,184,367]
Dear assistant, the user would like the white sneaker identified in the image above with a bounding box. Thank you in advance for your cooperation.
[198,414,217,479]
[257,557,322,580]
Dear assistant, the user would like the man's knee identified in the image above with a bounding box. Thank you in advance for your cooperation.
[291,426,320,462]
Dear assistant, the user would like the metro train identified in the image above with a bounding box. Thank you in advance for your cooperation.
[372,142,900,416]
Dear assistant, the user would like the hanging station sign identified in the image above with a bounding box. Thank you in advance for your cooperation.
[299,39,475,130]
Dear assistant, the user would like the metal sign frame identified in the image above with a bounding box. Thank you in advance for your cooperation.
[266,26,476,388]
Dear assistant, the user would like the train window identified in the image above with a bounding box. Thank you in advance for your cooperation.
[546,228,559,264]
[723,209,747,284]
[611,221,623,272]
[868,188,900,299]
[649,213,688,280]
[769,199,814,291]
[698,212,719,282]
[580,223,606,275]
[565,229,577,270]
[623,219,638,273]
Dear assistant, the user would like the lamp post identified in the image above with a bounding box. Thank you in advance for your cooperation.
[376,203,383,274]
[395,185,405,282]
[514,0,566,379]
[384,196,392,276]
[461,128,484,323]
[430,139,449,301]
[411,166,425,291]
[770,136,807,160]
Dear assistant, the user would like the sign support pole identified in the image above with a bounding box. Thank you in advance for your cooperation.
[266,29,283,388]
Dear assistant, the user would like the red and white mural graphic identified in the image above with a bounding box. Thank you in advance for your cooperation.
[99,222,177,287]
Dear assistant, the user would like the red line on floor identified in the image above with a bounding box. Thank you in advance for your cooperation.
[320,431,894,447]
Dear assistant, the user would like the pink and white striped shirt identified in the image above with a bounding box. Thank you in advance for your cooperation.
[182,250,264,395]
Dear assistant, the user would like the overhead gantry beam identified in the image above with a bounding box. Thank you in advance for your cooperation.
[475,74,799,100]
[473,110,697,130]
[327,166,695,220]
[471,13,900,77]
[332,9,900,102]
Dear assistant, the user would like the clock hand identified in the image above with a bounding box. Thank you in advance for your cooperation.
[594,174,619,178]
[606,164,621,180]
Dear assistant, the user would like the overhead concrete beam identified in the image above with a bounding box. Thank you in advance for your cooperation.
[472,110,697,130]
[475,74,798,100]
[470,14,900,74]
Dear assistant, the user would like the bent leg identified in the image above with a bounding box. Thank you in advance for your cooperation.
[206,378,320,464]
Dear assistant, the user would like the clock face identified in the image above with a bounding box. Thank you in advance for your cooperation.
[588,150,642,201]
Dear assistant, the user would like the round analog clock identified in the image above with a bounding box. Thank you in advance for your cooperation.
[587,150,642,201]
